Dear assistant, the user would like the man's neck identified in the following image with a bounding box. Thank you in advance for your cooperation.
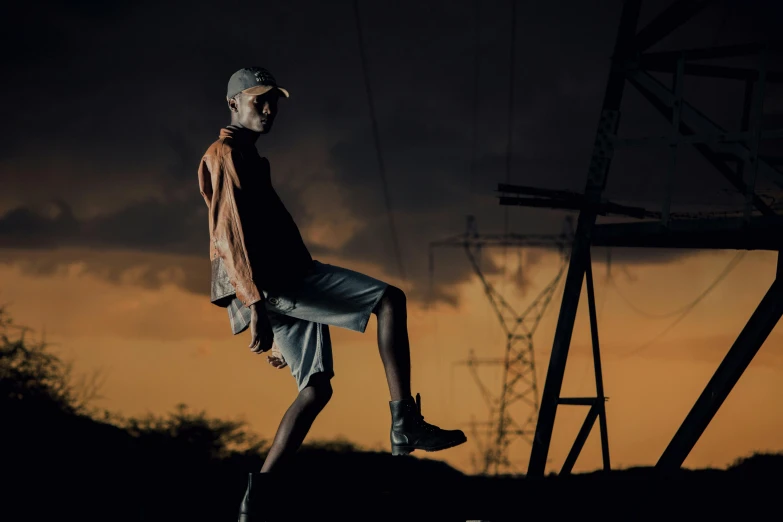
[227,123,260,143]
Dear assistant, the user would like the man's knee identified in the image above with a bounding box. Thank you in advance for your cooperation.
[301,373,333,408]
[374,285,406,315]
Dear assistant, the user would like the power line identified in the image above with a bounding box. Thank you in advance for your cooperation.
[609,269,704,320]
[504,0,518,191]
[501,0,519,284]
[353,0,407,284]
[617,251,747,359]
[468,0,481,195]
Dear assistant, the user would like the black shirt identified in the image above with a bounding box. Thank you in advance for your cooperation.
[223,125,313,294]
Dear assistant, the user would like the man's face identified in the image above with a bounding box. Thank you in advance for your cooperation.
[231,90,280,133]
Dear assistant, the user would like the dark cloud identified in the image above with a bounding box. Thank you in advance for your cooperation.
[0,246,210,298]
[1,0,782,305]
[0,201,80,248]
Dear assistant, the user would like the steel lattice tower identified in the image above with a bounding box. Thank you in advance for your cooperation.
[493,0,783,477]
[430,216,571,474]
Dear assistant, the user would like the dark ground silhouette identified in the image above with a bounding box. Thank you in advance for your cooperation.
[1,307,779,521]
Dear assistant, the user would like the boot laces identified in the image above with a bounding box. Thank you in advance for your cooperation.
[414,393,438,432]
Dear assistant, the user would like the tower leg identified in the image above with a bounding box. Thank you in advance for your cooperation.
[526,0,642,477]
[657,252,783,471]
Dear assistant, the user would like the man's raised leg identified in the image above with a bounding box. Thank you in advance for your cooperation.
[372,285,466,455]
[373,285,412,401]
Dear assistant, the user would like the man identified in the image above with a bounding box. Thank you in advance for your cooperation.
[197,67,466,521]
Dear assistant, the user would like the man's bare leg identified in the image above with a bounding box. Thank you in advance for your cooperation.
[373,285,467,455]
[373,285,412,401]
[239,373,331,519]
[260,372,332,472]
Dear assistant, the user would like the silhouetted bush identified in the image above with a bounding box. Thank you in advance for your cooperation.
[728,451,783,479]
[116,403,269,461]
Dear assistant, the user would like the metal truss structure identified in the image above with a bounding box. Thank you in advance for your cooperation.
[496,0,783,476]
[430,216,571,474]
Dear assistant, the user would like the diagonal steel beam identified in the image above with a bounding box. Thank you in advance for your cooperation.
[625,68,781,213]
[657,252,783,470]
[560,403,599,475]
[631,0,717,53]
[627,67,783,189]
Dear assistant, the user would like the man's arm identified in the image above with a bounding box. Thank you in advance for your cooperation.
[217,148,265,308]
[197,155,213,207]
[216,149,274,353]
[248,302,273,353]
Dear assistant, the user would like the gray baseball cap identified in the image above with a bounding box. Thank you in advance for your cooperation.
[226,67,290,100]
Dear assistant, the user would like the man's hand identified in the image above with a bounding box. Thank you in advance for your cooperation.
[267,346,288,369]
[249,303,274,353]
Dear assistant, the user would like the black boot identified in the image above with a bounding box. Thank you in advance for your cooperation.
[238,472,266,522]
[389,393,467,456]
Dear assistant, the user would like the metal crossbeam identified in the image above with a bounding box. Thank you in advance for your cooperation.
[591,217,783,250]
[612,128,783,148]
[639,61,783,83]
[640,40,783,62]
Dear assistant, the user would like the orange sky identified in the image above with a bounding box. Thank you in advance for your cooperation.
[2,244,782,475]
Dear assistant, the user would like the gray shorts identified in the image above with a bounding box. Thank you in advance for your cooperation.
[227,260,388,391]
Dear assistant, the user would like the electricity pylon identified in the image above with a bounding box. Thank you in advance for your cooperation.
[430,215,572,474]
[498,0,783,477]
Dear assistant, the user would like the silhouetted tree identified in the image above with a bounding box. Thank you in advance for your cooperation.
[0,305,90,415]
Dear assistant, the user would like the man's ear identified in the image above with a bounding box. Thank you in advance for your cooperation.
[227,95,238,113]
